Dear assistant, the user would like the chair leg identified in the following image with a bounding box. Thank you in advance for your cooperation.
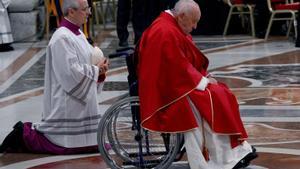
[104,0,114,26]
[265,13,275,40]
[248,5,255,37]
[93,2,100,25]
[100,0,106,29]
[286,19,294,38]
[111,0,117,22]
[223,7,234,36]
[286,13,296,38]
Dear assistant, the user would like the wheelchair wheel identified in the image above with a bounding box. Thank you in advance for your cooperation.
[98,96,182,169]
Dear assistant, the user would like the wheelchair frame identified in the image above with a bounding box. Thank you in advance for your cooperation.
[97,95,182,168]
[97,47,183,168]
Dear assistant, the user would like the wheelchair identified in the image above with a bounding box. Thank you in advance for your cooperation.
[97,47,184,169]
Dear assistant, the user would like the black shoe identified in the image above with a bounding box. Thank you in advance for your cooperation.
[0,121,24,153]
[0,44,14,52]
[232,146,258,169]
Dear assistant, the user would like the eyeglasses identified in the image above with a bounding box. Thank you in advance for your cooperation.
[79,6,91,13]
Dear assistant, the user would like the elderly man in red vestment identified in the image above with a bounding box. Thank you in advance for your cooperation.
[137,0,257,168]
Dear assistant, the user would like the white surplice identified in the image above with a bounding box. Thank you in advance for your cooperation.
[34,27,103,148]
[0,0,13,44]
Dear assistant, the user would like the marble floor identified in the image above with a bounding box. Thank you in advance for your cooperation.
[0,27,300,169]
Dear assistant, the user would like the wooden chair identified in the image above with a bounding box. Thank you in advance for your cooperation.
[264,0,300,40]
[223,0,256,37]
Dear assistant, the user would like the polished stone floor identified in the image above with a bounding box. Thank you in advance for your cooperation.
[0,26,300,169]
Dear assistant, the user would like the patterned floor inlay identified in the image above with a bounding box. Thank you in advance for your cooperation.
[0,30,300,168]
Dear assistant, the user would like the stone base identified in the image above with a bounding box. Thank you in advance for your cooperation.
[9,10,39,41]
[8,0,39,12]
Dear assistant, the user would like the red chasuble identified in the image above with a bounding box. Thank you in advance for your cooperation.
[138,12,247,148]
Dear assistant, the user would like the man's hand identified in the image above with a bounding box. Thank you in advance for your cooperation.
[96,57,109,75]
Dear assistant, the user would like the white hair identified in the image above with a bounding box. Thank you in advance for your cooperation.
[63,0,80,16]
[173,0,200,17]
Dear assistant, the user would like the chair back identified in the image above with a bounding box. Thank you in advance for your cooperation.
[267,0,290,12]
[225,0,256,5]
[224,0,259,8]
[232,0,244,4]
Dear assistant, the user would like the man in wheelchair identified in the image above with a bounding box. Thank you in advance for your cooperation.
[137,0,257,168]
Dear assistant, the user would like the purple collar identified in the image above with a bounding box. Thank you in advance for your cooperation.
[60,18,81,35]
